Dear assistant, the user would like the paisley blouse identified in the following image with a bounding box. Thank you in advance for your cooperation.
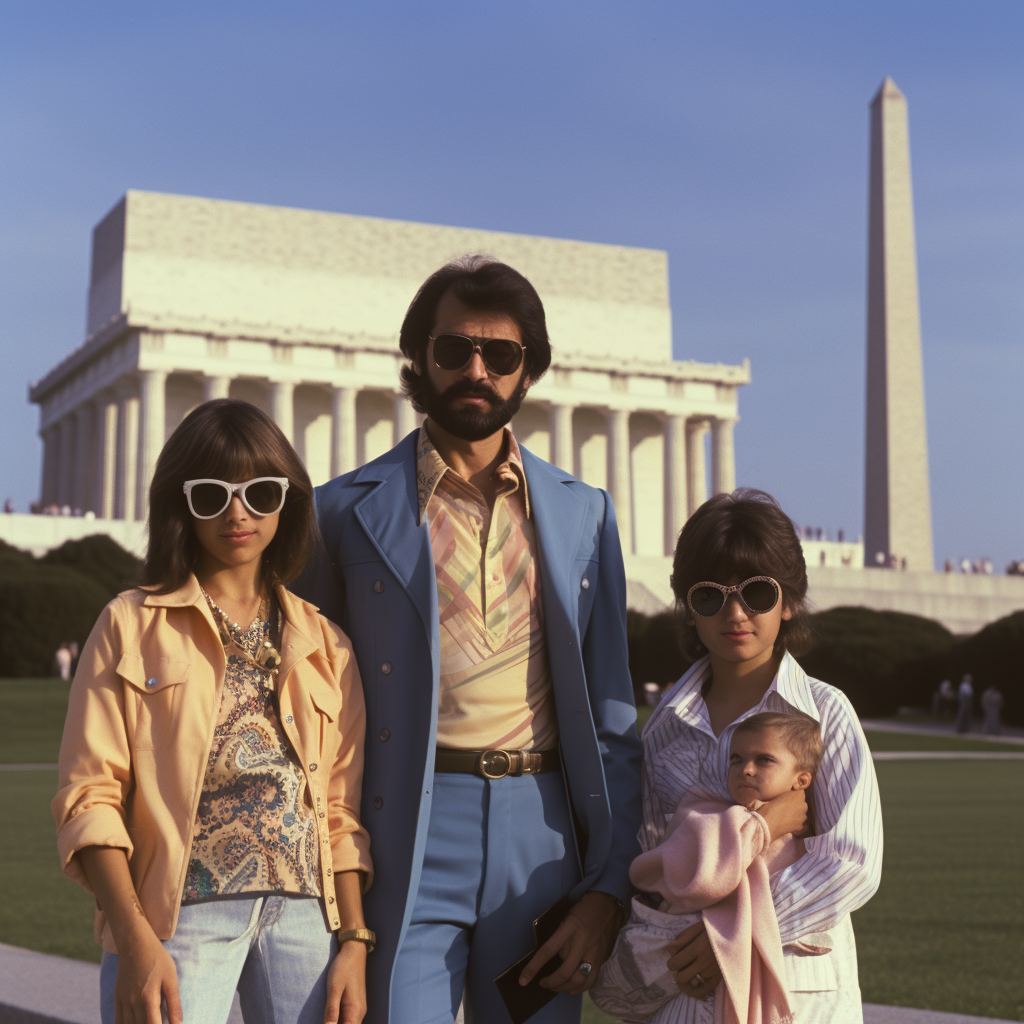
[182,598,321,901]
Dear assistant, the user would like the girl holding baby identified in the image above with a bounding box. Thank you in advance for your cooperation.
[594,489,882,1024]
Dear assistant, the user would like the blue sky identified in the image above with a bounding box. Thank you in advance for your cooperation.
[1,1,1020,568]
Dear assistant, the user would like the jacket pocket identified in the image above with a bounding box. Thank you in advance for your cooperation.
[118,653,191,751]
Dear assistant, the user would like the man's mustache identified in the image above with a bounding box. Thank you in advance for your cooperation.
[441,380,499,404]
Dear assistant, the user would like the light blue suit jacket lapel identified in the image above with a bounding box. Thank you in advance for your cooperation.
[521,447,590,649]
[350,433,438,647]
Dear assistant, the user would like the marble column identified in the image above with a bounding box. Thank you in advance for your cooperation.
[56,414,76,509]
[331,386,357,477]
[96,398,118,520]
[711,417,737,496]
[115,389,139,522]
[686,419,709,516]
[606,408,632,555]
[40,424,60,506]
[393,391,417,446]
[549,403,575,473]
[664,413,688,554]
[137,370,167,518]
[271,381,295,444]
[74,405,96,513]
[203,375,232,402]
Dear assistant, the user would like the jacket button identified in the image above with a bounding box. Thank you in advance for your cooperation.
[284,715,293,724]
[373,580,385,593]
[146,677,158,689]
[381,662,392,675]
[373,796,383,810]
[309,763,318,772]
[379,728,390,742]
[581,578,590,590]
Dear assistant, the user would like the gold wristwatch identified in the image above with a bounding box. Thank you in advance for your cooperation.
[337,927,376,952]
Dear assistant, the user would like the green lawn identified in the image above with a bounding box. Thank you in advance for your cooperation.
[0,678,71,763]
[4,681,1022,1019]
[0,769,99,961]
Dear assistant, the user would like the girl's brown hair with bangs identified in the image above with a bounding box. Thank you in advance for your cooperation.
[141,399,319,594]
[670,488,811,659]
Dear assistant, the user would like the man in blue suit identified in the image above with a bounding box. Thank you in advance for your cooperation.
[296,256,642,1024]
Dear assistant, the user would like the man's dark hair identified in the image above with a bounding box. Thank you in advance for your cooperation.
[141,399,319,594]
[398,254,552,412]
[670,488,812,659]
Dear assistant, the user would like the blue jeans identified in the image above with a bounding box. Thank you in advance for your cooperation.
[390,771,583,1024]
[100,895,335,1024]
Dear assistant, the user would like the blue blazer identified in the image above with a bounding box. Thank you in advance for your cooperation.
[293,432,642,1020]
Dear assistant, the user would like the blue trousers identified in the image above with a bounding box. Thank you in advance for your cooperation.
[100,895,334,1024]
[390,770,583,1024]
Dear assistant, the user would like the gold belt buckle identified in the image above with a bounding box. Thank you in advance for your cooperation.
[477,749,513,779]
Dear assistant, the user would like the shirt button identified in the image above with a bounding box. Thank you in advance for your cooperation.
[319,812,326,818]
[373,796,383,810]
[380,728,390,742]
[309,763,318,772]
[284,715,293,724]
[326,868,333,876]
[373,580,384,593]
[146,677,158,689]
[328,896,335,904]
[381,662,392,675]
[581,578,590,589]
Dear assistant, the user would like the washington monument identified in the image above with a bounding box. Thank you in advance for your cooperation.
[864,77,934,571]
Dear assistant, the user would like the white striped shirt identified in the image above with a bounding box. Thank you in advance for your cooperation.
[641,651,883,1022]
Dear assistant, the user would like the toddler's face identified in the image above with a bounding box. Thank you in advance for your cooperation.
[727,727,811,805]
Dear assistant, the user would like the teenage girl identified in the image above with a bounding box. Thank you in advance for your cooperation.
[53,399,373,1024]
[639,488,882,1024]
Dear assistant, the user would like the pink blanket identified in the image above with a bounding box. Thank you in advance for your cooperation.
[629,796,793,1024]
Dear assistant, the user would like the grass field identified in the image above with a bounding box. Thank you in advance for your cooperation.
[4,680,1023,1020]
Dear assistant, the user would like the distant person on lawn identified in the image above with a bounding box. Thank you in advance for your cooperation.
[53,400,373,1024]
[632,490,882,1024]
[981,685,1004,735]
[955,674,974,733]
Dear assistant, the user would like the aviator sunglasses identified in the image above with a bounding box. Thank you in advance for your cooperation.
[429,332,526,376]
[183,477,289,520]
[686,576,781,618]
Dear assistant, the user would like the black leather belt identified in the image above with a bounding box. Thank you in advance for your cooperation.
[434,747,560,779]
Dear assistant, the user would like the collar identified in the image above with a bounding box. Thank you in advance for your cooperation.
[415,425,530,524]
[655,650,820,739]
[141,575,327,657]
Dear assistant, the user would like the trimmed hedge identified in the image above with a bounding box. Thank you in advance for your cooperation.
[0,537,141,677]
[626,604,1023,726]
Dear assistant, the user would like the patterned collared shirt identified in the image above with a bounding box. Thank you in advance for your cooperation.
[417,426,558,751]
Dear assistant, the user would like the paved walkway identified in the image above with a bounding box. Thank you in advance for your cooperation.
[861,719,1024,744]
[872,750,1024,760]
[0,943,1018,1024]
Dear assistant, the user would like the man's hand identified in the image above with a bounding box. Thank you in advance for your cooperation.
[323,940,367,1024]
[113,928,182,1024]
[666,919,720,1000]
[754,788,808,841]
[517,891,624,994]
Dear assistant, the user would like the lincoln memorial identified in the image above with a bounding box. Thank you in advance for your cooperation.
[29,190,748,561]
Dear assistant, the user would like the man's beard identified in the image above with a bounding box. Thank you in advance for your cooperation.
[418,373,528,442]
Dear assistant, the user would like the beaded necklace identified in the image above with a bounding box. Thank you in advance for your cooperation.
[201,587,283,686]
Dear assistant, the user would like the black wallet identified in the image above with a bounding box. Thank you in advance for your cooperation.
[493,896,575,1024]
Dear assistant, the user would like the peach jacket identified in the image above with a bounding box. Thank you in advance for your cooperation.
[52,576,372,953]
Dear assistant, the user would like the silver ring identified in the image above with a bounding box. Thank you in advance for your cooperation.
[578,961,593,978]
